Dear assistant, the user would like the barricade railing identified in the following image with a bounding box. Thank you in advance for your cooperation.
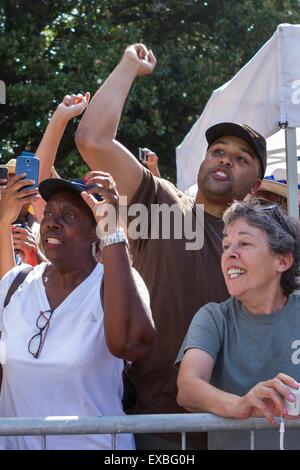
[1,414,300,450]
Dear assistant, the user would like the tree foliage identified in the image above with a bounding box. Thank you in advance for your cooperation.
[1,0,300,180]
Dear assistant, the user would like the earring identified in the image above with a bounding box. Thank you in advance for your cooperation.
[92,241,97,259]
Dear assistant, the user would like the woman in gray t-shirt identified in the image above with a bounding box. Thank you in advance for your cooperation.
[176,198,300,449]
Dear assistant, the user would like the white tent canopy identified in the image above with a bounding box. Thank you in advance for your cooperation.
[266,128,300,181]
[176,23,300,209]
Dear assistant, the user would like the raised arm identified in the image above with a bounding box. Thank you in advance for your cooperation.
[0,176,38,278]
[36,92,90,183]
[75,44,157,203]
[81,171,156,361]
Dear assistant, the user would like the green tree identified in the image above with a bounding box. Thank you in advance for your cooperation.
[1,0,300,181]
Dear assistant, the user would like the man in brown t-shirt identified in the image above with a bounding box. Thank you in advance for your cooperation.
[76,44,267,449]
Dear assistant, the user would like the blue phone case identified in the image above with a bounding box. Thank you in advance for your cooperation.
[15,152,39,189]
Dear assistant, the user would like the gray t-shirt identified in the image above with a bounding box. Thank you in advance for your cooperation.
[176,294,300,449]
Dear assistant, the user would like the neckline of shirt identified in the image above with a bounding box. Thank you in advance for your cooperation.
[235,295,295,323]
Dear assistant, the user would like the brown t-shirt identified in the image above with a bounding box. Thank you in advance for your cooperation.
[127,170,228,423]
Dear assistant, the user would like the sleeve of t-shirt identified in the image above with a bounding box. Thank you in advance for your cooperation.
[0,264,31,328]
[174,303,225,369]
[129,167,193,252]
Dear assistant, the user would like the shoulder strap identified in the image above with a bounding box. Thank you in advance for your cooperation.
[100,276,104,308]
[4,266,34,308]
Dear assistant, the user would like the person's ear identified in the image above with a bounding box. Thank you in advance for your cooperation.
[249,179,262,195]
[276,252,294,273]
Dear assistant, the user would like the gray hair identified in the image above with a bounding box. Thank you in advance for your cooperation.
[223,198,300,296]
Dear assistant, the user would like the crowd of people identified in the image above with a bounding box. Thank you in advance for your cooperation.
[0,42,300,450]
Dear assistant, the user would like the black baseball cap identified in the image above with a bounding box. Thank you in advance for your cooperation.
[39,178,103,202]
[205,122,267,178]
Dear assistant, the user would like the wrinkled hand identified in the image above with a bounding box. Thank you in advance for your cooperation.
[55,92,91,122]
[81,171,120,236]
[12,225,38,266]
[0,175,38,226]
[123,43,157,76]
[234,373,300,424]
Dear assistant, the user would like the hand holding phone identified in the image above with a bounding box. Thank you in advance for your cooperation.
[15,152,40,190]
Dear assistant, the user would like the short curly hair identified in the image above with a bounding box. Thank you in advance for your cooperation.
[223,198,300,296]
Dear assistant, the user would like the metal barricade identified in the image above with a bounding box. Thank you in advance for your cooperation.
[0,414,300,450]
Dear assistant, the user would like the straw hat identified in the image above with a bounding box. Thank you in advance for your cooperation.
[256,178,300,210]
[6,158,16,174]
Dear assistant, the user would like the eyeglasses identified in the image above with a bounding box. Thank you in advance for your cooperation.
[261,203,290,233]
[28,309,53,359]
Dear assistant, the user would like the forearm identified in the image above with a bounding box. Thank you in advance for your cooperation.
[177,376,241,417]
[75,59,143,200]
[36,110,68,182]
[102,243,155,361]
[0,222,15,278]
[77,58,139,144]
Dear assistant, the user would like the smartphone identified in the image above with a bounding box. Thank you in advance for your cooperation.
[72,178,103,201]
[0,165,8,184]
[12,222,27,229]
[138,147,149,162]
[15,151,39,190]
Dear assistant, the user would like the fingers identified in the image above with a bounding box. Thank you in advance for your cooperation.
[135,43,148,60]
[63,95,71,106]
[84,173,118,194]
[6,174,37,192]
[13,241,35,252]
[259,386,284,416]
[81,173,120,216]
[124,44,156,75]
[80,191,97,211]
[62,92,90,111]
[2,179,38,203]
[84,170,111,179]
[12,230,34,243]
[145,153,158,164]
[245,389,278,424]
[246,376,300,422]
[148,49,157,67]
[264,375,300,407]
[15,188,39,201]
[6,173,28,186]
[73,93,82,104]
[276,373,299,389]
[86,184,118,203]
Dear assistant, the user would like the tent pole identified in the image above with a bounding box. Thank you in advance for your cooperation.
[285,127,299,219]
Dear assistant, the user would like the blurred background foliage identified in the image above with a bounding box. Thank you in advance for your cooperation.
[1,0,300,181]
